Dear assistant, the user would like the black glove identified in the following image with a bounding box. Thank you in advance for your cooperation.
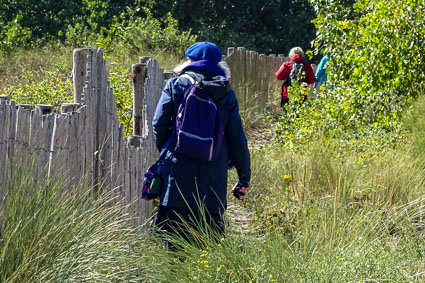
[233,182,249,200]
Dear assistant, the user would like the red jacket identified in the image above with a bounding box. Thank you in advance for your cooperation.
[275,54,316,100]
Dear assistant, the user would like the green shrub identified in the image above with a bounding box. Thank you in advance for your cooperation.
[311,0,425,117]
[268,84,406,150]
[108,62,133,136]
[97,7,196,57]
[268,0,425,148]
[313,0,425,95]
[2,65,73,108]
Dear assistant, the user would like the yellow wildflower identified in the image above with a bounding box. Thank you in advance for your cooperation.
[283,175,291,185]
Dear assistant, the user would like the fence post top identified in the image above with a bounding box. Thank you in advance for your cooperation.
[128,135,143,148]
[227,47,235,56]
[139,57,151,64]
[73,48,91,54]
[61,103,81,113]
[36,104,54,115]
[0,95,10,102]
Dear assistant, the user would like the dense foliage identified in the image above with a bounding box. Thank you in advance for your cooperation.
[149,0,316,54]
[0,0,316,55]
[313,0,425,99]
[1,65,73,107]
[270,0,425,148]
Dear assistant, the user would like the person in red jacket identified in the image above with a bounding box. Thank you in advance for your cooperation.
[275,47,316,111]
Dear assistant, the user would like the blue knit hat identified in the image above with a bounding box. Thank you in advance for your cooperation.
[185,41,222,64]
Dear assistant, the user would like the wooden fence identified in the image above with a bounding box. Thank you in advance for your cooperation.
[0,46,313,226]
[224,47,289,109]
[0,48,166,225]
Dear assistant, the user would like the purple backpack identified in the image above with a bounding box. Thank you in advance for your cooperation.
[175,73,224,162]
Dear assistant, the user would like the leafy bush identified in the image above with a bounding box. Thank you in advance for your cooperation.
[268,84,405,150]
[97,7,196,57]
[311,0,425,116]
[0,0,83,51]
[270,0,424,148]
[0,20,34,50]
[312,0,425,98]
[0,0,139,52]
[108,63,134,136]
[2,64,73,107]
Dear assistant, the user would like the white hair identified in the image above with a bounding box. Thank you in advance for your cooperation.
[218,61,231,79]
[289,47,305,58]
[173,59,231,79]
[173,59,191,74]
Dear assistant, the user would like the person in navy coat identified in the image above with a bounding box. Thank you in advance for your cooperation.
[152,42,251,243]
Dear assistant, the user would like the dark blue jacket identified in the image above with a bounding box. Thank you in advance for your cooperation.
[152,67,251,215]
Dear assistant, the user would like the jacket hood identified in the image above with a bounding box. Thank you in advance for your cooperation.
[201,76,231,101]
[290,54,305,62]
[186,71,231,101]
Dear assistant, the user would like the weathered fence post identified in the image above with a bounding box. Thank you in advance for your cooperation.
[139,56,150,64]
[0,95,9,102]
[16,104,32,110]
[132,62,148,137]
[73,48,91,104]
[36,104,54,115]
[128,57,150,148]
[164,70,175,81]
[127,135,143,148]
[61,103,81,113]
[225,47,235,87]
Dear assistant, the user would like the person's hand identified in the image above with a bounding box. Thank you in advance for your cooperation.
[231,182,251,201]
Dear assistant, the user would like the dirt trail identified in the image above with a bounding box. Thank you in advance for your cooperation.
[225,124,271,235]
[245,125,272,149]
[225,200,254,236]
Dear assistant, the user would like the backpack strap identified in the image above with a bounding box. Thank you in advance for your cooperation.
[158,136,173,161]
[290,60,305,66]
[180,73,196,84]
[181,71,207,86]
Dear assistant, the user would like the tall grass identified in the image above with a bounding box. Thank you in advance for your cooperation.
[159,143,424,282]
[1,98,423,282]
[0,159,172,282]
[152,99,425,282]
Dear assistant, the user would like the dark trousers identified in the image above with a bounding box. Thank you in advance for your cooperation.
[154,205,224,250]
